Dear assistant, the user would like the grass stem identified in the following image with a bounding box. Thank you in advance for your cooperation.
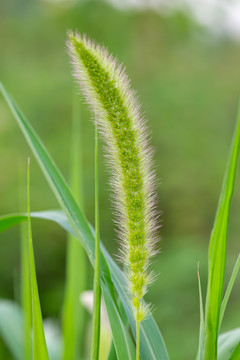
[136,321,140,360]
[19,165,32,360]
[90,124,101,360]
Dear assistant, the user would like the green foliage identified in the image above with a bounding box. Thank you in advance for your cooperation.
[0,28,240,360]
[1,5,240,358]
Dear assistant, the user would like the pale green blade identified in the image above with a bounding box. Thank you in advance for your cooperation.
[218,328,240,360]
[27,160,49,360]
[219,254,240,330]
[0,84,169,360]
[62,92,86,360]
[203,109,240,360]
[44,319,62,360]
[0,300,61,360]
[196,264,204,360]
[228,342,240,360]
[0,211,72,234]
[0,300,23,360]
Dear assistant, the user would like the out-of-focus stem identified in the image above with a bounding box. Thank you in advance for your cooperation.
[90,125,101,360]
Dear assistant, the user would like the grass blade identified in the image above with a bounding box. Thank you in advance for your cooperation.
[218,328,240,360]
[0,300,23,360]
[219,254,240,330]
[44,319,62,360]
[203,109,240,360]
[62,92,86,360]
[27,159,49,360]
[196,264,204,360]
[91,125,101,359]
[0,84,169,360]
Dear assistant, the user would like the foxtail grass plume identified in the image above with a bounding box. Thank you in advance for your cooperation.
[67,32,159,323]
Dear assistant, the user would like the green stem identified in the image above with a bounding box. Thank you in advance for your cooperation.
[136,321,140,360]
[90,125,101,360]
[63,91,86,360]
[19,165,32,360]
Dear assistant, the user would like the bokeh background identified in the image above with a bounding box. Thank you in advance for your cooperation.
[1,0,240,359]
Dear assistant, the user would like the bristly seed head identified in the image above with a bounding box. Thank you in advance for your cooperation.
[67,31,159,322]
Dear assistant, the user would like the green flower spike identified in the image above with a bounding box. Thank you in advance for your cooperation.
[67,32,159,325]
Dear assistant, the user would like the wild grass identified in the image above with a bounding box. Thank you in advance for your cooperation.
[0,33,240,360]
[67,32,159,358]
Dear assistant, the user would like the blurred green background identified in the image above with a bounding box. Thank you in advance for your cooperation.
[0,0,240,359]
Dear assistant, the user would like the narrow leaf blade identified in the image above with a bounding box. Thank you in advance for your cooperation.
[203,109,240,359]
[219,254,240,329]
[196,264,204,360]
[27,160,49,360]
